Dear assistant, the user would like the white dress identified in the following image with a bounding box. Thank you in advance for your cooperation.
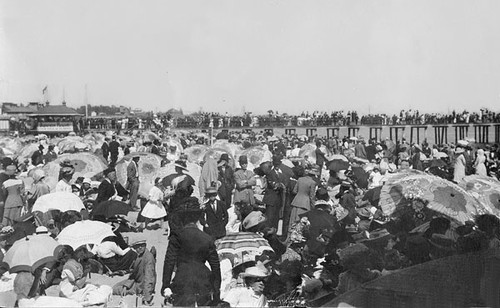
[141,186,167,219]
[55,179,72,193]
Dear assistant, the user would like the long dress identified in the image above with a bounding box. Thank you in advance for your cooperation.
[27,181,50,211]
[141,186,167,219]
[474,154,487,176]
[2,178,25,226]
[453,154,466,183]
[289,175,317,225]
[55,179,72,193]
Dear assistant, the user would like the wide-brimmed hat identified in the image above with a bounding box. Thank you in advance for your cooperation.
[35,226,49,234]
[174,160,188,171]
[356,207,372,218]
[307,165,320,176]
[359,228,394,245]
[103,167,116,176]
[61,165,75,176]
[338,243,369,262]
[413,144,422,151]
[130,238,147,247]
[242,210,266,230]
[239,155,248,165]
[205,186,218,195]
[240,265,270,278]
[455,147,465,154]
[219,153,230,163]
[62,259,84,282]
[272,155,282,165]
[32,169,46,182]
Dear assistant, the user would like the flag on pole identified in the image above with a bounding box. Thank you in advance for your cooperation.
[42,86,47,94]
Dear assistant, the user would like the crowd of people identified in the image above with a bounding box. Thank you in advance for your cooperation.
[166,108,500,129]
[8,107,500,136]
[0,127,500,307]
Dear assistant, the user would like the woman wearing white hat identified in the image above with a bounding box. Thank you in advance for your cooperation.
[473,149,487,176]
[453,147,466,183]
[26,169,50,212]
[223,265,270,307]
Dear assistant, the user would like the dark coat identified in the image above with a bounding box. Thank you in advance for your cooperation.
[162,223,221,306]
[262,164,294,207]
[101,142,110,160]
[300,208,337,257]
[217,166,235,207]
[128,249,156,302]
[109,140,120,154]
[95,179,129,205]
[31,150,44,166]
[201,199,228,240]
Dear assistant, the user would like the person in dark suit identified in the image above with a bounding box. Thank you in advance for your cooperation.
[95,167,129,206]
[217,153,234,209]
[109,136,120,166]
[127,156,141,210]
[200,187,228,240]
[263,155,294,235]
[31,145,45,166]
[162,197,221,307]
[101,137,110,162]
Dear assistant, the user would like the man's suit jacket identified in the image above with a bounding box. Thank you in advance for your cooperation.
[101,142,109,159]
[262,164,294,207]
[217,166,235,206]
[162,224,221,300]
[95,179,128,205]
[201,199,228,240]
[127,161,139,183]
[109,140,120,154]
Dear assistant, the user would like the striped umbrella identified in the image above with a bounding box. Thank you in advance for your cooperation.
[215,232,273,255]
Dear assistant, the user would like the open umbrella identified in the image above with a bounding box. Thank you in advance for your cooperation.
[3,234,61,273]
[92,200,131,219]
[203,148,235,169]
[215,232,274,255]
[115,152,163,198]
[460,175,500,217]
[379,172,487,224]
[40,153,108,191]
[183,145,209,163]
[216,131,229,140]
[240,146,267,169]
[327,159,350,172]
[143,131,160,142]
[212,140,243,158]
[15,143,40,163]
[327,154,348,162]
[156,162,202,199]
[57,220,115,250]
[299,143,329,165]
[32,192,85,213]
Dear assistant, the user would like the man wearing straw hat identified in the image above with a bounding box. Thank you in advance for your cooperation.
[200,186,228,240]
[113,236,156,306]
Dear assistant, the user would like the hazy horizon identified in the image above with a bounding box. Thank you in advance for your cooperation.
[2,0,500,116]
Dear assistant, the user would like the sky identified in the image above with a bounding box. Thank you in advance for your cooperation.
[1,0,500,116]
